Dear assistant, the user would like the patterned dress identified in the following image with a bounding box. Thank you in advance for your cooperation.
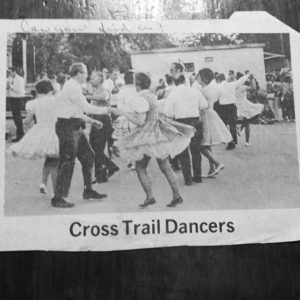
[115,89,195,162]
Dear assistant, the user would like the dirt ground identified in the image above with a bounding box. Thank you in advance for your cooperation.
[4,121,300,216]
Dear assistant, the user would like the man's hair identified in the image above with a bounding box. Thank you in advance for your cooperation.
[35,79,54,94]
[198,68,214,85]
[172,62,184,73]
[10,67,17,72]
[165,74,174,86]
[229,70,235,75]
[135,72,151,90]
[217,73,226,83]
[124,70,134,85]
[69,63,86,77]
[174,74,186,86]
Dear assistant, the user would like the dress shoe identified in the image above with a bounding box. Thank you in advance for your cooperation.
[226,142,235,150]
[192,177,202,183]
[107,166,120,178]
[184,180,193,186]
[51,197,75,208]
[83,189,107,200]
[92,176,108,184]
[11,137,23,143]
[139,198,156,208]
[210,164,225,177]
[167,197,183,207]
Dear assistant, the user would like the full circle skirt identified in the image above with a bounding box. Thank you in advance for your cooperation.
[115,116,195,162]
[201,109,233,146]
[7,122,59,159]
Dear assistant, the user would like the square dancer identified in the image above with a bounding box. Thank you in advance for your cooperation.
[166,74,208,185]
[52,63,114,208]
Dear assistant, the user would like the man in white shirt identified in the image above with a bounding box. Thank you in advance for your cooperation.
[87,71,119,183]
[103,67,120,107]
[217,73,250,149]
[166,74,208,185]
[8,67,25,142]
[52,62,113,208]
[168,62,188,172]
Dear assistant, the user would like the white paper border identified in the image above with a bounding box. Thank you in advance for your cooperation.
[1,12,300,251]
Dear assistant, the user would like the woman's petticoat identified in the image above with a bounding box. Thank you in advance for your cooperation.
[8,121,59,159]
[115,115,195,162]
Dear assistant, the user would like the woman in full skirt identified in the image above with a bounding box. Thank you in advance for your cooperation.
[8,80,60,194]
[112,72,195,208]
[235,73,264,146]
[196,68,232,177]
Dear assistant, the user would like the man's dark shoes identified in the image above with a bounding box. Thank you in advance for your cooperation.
[226,142,236,150]
[11,136,22,143]
[167,197,183,207]
[51,197,75,208]
[185,180,193,186]
[107,166,120,178]
[92,176,108,184]
[83,189,107,200]
[192,177,202,183]
[139,198,156,208]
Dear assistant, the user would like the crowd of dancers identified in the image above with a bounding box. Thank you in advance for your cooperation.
[7,61,291,209]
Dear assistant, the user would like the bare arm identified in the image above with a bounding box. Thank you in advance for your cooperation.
[111,108,147,126]
[24,111,35,125]
[235,74,250,88]
[75,87,109,115]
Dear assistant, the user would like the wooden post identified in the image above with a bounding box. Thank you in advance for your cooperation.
[22,38,27,82]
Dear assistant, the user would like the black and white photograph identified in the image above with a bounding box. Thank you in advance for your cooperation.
[4,30,299,217]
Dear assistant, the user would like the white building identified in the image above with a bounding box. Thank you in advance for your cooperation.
[130,43,267,89]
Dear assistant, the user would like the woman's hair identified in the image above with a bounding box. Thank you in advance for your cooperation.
[135,72,151,90]
[165,74,174,86]
[198,68,214,85]
[35,79,54,94]
[124,70,134,85]
[69,62,86,77]
[236,72,244,80]
[217,73,226,83]
[174,74,186,86]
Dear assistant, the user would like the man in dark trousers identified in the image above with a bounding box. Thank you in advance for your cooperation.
[168,62,188,172]
[52,63,113,208]
[165,74,208,185]
[217,73,250,149]
[7,67,25,142]
[87,71,119,183]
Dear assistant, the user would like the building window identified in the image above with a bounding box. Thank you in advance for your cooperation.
[183,63,195,73]
[205,57,214,63]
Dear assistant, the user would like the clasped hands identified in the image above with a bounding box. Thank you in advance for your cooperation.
[108,107,124,116]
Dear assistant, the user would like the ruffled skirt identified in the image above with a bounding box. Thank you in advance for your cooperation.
[115,116,195,162]
[237,99,264,120]
[8,122,59,159]
[201,109,233,146]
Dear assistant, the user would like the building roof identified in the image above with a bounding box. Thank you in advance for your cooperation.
[130,43,266,55]
[264,52,286,60]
